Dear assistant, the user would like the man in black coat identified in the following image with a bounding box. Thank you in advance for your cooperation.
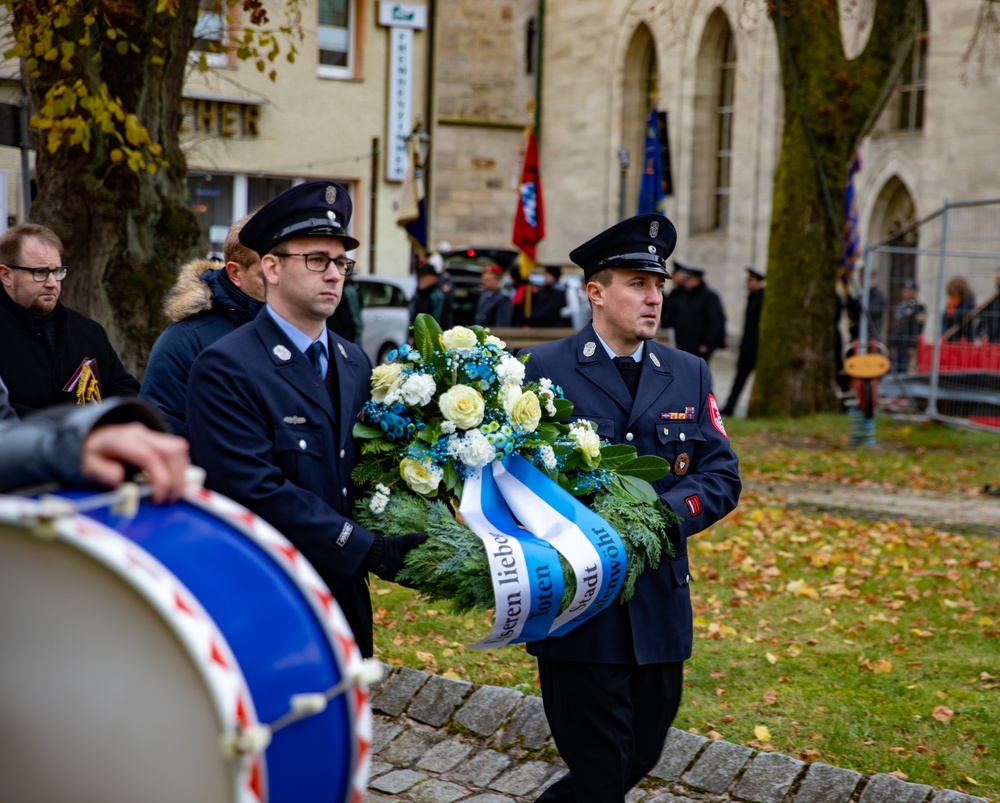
[0,223,139,416]
[520,214,741,803]
[661,261,726,363]
[721,267,765,416]
[473,263,513,328]
[526,265,573,328]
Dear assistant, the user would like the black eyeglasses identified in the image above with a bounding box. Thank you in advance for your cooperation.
[7,265,69,282]
[273,253,356,276]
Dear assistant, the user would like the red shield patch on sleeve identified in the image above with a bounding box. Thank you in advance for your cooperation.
[708,394,728,438]
[685,495,702,516]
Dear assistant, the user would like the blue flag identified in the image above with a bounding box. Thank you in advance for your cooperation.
[638,108,665,215]
[838,153,862,288]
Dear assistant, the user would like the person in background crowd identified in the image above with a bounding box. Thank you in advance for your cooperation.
[473,263,513,328]
[186,180,426,658]
[140,215,263,437]
[328,274,364,345]
[979,267,1000,343]
[864,273,887,341]
[889,279,926,374]
[0,223,139,416]
[721,267,765,417]
[519,213,741,803]
[527,265,573,328]
[0,374,188,502]
[410,260,454,330]
[661,262,727,364]
[510,266,531,327]
[941,276,978,342]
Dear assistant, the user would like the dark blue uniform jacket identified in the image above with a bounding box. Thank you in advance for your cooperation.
[186,308,377,656]
[520,323,741,665]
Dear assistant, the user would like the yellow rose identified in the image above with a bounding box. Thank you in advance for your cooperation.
[440,326,478,351]
[509,390,541,433]
[497,383,522,415]
[575,427,602,461]
[438,384,485,429]
[400,458,442,496]
[370,362,404,403]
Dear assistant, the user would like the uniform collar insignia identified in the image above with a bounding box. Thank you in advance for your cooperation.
[337,342,348,359]
[272,344,291,361]
[649,352,661,367]
[582,341,596,357]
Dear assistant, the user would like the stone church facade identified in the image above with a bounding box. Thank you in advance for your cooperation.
[430,0,1000,339]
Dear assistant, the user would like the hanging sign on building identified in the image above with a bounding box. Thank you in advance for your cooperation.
[380,2,427,182]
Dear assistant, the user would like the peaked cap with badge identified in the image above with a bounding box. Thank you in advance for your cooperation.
[746,266,765,281]
[239,180,359,255]
[570,213,678,282]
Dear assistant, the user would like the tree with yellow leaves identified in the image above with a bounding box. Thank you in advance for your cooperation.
[3,0,301,370]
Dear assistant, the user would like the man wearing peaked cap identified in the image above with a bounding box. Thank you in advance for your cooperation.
[661,258,726,364]
[186,180,427,658]
[721,267,766,416]
[518,214,741,803]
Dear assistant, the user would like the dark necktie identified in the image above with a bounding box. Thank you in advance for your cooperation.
[613,356,640,399]
[306,341,325,378]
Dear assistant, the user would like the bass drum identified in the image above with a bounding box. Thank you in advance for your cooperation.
[0,487,371,803]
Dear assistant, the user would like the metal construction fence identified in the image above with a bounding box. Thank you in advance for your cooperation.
[859,198,1000,433]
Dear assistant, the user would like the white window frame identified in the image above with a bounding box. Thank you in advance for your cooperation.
[317,0,355,80]
[191,0,229,68]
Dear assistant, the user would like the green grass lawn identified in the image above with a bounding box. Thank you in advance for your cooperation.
[371,415,1000,799]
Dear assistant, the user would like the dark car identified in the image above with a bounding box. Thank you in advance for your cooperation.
[441,248,519,326]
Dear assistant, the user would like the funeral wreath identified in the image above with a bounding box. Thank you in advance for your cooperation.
[351,314,680,641]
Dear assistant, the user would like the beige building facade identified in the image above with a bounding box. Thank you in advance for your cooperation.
[0,0,432,278]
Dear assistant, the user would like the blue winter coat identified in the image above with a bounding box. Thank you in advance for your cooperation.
[140,261,263,437]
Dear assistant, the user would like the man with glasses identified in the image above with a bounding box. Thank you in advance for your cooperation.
[186,181,426,658]
[0,223,139,415]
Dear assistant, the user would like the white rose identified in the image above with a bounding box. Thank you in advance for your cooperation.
[441,326,479,351]
[438,384,485,429]
[400,458,443,496]
[509,390,541,433]
[370,363,404,403]
[486,334,507,350]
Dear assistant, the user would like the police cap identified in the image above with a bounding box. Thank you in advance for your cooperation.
[677,262,704,279]
[746,266,765,281]
[239,180,359,256]
[570,213,677,282]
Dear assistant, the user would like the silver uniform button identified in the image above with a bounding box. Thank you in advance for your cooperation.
[625,432,634,442]
[298,439,307,450]
[342,487,348,497]
[680,432,686,442]
[686,574,691,583]
[339,449,346,458]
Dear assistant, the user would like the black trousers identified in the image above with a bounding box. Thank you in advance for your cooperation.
[534,658,684,803]
[722,357,754,415]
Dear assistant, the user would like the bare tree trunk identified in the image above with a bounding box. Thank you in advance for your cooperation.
[19,2,205,376]
[751,0,918,417]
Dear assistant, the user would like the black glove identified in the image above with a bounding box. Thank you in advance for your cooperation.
[364,532,428,583]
